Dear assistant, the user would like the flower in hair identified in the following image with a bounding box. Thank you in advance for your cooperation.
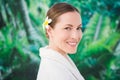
[43,16,52,29]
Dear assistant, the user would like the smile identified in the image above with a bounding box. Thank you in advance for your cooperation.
[67,42,78,46]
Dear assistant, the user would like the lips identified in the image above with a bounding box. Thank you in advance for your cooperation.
[67,42,78,46]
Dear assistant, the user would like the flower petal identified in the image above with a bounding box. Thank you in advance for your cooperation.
[48,19,52,23]
[45,16,48,21]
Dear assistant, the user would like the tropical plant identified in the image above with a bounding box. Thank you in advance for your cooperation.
[0,0,48,80]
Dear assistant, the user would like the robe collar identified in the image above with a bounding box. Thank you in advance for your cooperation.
[39,46,84,80]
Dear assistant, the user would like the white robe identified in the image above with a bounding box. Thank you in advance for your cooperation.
[36,46,84,80]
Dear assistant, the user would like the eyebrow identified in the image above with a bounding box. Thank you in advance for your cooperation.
[65,24,82,27]
[78,24,82,27]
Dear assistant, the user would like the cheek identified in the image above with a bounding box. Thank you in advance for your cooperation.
[60,31,69,38]
[55,32,68,43]
[56,33,66,41]
[79,32,83,41]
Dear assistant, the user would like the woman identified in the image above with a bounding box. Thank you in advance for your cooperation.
[36,3,84,80]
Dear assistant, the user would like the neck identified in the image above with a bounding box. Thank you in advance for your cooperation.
[48,45,68,59]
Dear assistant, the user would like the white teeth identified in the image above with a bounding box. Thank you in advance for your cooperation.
[68,42,77,46]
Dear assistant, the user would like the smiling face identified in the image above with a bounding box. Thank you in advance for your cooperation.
[47,11,82,55]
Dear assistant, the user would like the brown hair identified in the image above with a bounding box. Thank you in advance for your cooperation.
[45,3,79,38]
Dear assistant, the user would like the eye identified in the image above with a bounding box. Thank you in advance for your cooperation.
[64,27,72,30]
[77,27,82,30]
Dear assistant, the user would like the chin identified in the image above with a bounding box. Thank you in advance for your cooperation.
[67,49,77,54]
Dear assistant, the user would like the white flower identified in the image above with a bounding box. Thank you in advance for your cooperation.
[43,16,52,29]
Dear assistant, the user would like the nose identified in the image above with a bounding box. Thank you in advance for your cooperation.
[71,30,82,41]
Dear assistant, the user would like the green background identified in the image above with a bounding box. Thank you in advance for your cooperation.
[0,0,120,80]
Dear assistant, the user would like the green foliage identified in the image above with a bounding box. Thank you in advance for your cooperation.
[0,0,43,80]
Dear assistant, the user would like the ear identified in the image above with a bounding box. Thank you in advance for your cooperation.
[46,25,53,38]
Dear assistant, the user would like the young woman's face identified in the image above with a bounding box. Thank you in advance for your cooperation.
[48,11,82,54]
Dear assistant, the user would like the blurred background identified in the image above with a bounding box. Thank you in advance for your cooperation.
[0,0,120,80]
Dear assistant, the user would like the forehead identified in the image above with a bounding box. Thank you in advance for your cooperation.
[56,11,82,25]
